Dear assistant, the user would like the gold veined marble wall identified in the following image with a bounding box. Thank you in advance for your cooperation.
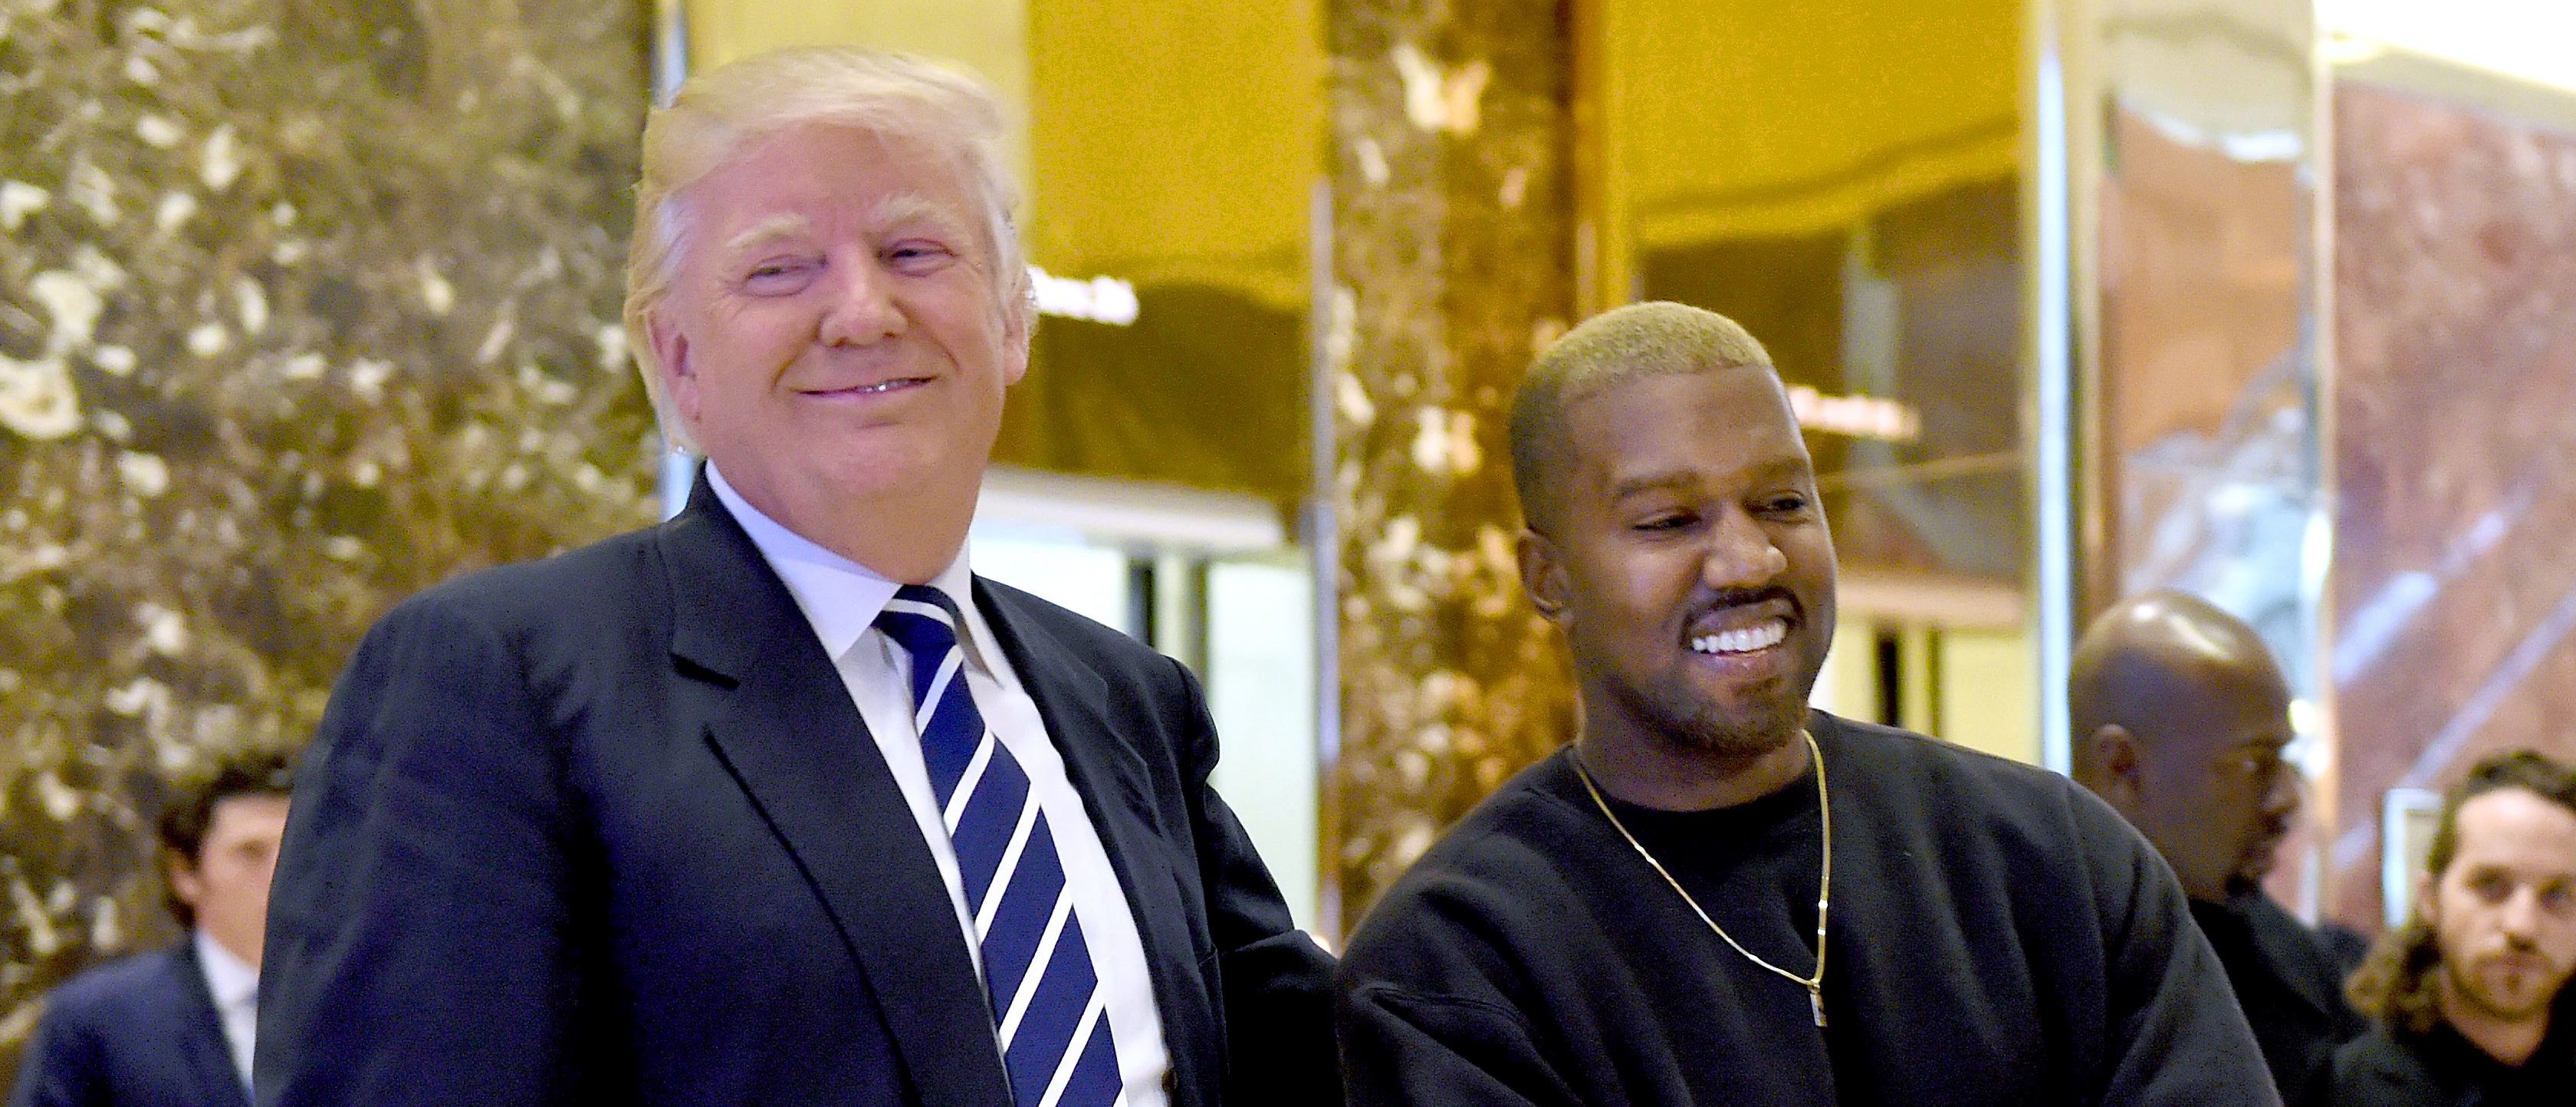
[0,0,650,1070]
[1322,0,1577,934]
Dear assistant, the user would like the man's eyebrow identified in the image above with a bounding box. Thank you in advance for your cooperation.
[1605,457,1812,500]
[1606,471,1697,501]
[867,192,970,238]
[723,215,814,256]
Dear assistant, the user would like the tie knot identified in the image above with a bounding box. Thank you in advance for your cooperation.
[876,583,963,659]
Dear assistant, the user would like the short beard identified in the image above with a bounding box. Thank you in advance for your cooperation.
[1618,677,1810,758]
[2440,959,2570,1025]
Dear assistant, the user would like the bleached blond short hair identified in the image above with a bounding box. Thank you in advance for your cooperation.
[1508,301,1776,530]
[622,46,1029,452]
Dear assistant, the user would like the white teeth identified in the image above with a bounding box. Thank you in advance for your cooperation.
[854,379,912,394]
[1691,619,1788,655]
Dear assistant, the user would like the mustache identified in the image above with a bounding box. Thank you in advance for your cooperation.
[1694,586,1799,617]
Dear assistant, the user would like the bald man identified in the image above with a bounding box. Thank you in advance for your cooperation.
[2071,590,2366,1105]
[1336,302,2273,1106]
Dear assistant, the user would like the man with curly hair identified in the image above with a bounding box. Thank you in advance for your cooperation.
[2321,750,2576,1105]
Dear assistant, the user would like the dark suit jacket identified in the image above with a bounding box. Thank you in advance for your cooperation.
[2315,1022,2574,1107]
[255,478,1338,1107]
[9,942,250,1107]
[2191,892,2367,1105]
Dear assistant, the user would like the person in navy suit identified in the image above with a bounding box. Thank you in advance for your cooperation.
[11,750,295,1107]
[251,45,1336,1107]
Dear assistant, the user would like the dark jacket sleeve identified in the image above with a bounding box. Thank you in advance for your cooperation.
[8,997,105,1107]
[1165,655,1342,1105]
[2078,788,2283,1107]
[1338,981,1579,1107]
[255,594,586,1107]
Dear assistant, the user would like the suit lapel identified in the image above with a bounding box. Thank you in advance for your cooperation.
[167,943,251,1107]
[972,579,1217,1100]
[659,477,1011,1107]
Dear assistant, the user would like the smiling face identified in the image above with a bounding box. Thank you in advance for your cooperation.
[646,122,1026,573]
[2424,787,2576,1029]
[1520,366,1836,760]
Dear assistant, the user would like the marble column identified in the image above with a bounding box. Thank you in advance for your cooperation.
[2326,80,2576,932]
[0,0,649,1072]
[1322,0,1579,935]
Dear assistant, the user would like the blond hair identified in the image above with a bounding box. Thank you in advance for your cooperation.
[623,46,1028,452]
[1507,301,1776,529]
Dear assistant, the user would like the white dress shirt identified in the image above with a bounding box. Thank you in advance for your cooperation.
[192,929,258,1096]
[709,465,1171,1107]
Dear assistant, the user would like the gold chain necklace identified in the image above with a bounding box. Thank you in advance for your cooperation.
[1572,728,1832,1027]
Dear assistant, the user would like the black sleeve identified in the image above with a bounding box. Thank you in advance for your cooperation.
[1338,982,1581,1107]
[8,998,105,1107]
[255,596,584,1107]
[1166,655,1341,1106]
[2077,788,2283,1107]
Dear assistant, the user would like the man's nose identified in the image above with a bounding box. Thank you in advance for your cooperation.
[1701,510,1788,591]
[2259,764,2301,821]
[2499,887,2548,940]
[820,264,903,345]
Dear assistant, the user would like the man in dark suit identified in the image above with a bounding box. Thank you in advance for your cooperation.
[2070,590,2366,1105]
[12,750,294,1107]
[254,45,1336,1107]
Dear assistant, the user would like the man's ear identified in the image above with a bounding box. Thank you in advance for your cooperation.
[645,312,698,422]
[166,855,204,911]
[1000,274,1033,387]
[2414,869,2440,928]
[1518,528,1569,622]
[2087,724,2146,813]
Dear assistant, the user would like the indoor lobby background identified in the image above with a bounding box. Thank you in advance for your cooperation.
[5,0,2574,1077]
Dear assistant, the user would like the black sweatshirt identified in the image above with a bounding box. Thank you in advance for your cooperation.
[1338,711,2276,1106]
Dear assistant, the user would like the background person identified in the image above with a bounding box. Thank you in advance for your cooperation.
[2070,589,2367,1104]
[9,749,294,1107]
[2321,750,2576,1105]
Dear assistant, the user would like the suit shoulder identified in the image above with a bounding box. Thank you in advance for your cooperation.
[394,525,663,628]
[37,944,190,1027]
[2322,1027,2437,1100]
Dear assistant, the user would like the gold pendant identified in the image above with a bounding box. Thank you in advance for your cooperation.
[1809,984,1826,1028]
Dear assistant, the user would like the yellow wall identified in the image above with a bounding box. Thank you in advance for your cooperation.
[1608,0,2022,247]
[1027,0,1322,308]
[1819,616,2038,765]
[680,0,1322,310]
[684,0,1033,192]
[1940,626,2039,764]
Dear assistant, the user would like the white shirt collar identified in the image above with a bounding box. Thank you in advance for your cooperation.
[705,462,990,669]
[192,929,258,1011]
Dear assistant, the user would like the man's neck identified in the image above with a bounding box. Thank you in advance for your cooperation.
[1575,725,1811,811]
[707,460,972,584]
[2440,984,2551,1067]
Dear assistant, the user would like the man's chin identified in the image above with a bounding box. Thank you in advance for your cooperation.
[2453,962,2573,1023]
[1667,701,1809,759]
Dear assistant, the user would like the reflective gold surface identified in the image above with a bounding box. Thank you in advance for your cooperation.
[1322,0,1577,935]
[0,0,651,1074]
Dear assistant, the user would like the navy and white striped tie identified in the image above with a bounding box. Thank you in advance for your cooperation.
[876,585,1123,1107]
